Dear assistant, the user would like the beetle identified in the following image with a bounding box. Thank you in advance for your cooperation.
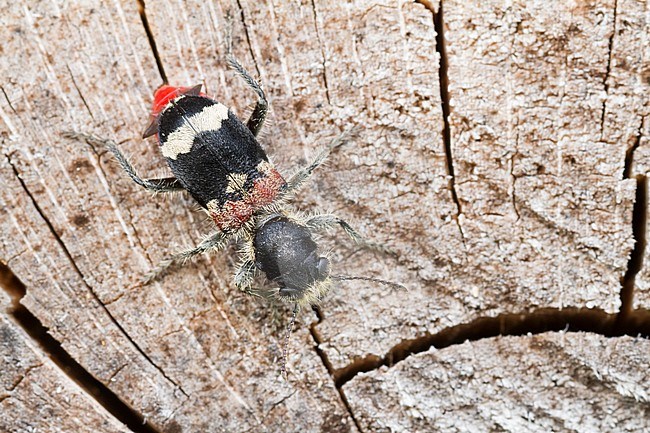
[66,56,401,374]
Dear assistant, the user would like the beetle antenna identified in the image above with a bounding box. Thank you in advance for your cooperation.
[281,303,299,379]
[332,275,406,291]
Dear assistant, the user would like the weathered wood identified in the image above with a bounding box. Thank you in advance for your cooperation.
[446,0,636,310]
[344,333,650,433]
[0,291,131,433]
[1,1,351,431]
[626,0,650,312]
[636,114,650,309]
[0,0,648,432]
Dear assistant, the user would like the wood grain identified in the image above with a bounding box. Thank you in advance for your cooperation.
[0,0,648,432]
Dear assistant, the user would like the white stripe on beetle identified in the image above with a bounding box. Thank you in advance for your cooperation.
[161,102,230,160]
[225,172,249,193]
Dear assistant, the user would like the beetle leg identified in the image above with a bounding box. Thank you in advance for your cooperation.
[144,231,231,283]
[304,213,394,256]
[281,128,359,197]
[226,56,268,137]
[63,131,185,193]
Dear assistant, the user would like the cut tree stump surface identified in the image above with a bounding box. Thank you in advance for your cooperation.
[345,332,650,433]
[0,1,648,432]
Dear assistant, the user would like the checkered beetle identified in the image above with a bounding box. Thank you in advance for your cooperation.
[66,56,402,374]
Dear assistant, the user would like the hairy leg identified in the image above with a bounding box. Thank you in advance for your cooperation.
[226,56,268,137]
[223,9,268,137]
[304,213,393,255]
[234,259,259,296]
[144,230,231,283]
[63,131,184,193]
[281,128,359,197]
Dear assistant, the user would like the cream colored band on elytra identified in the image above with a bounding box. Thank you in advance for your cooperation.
[225,172,249,194]
[256,160,273,175]
[206,199,221,213]
[161,102,230,160]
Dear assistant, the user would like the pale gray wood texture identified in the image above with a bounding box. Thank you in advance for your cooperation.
[0,0,647,432]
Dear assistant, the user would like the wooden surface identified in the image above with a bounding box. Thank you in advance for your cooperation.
[0,0,648,432]
[345,333,650,432]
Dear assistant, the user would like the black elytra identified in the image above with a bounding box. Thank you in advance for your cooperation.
[157,95,272,211]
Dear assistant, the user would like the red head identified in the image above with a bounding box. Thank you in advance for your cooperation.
[142,84,204,138]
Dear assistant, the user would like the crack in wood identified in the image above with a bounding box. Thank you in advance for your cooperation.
[254,390,298,429]
[623,118,644,179]
[618,123,646,329]
[600,0,618,141]
[65,64,94,120]
[4,154,188,399]
[310,0,332,106]
[333,307,650,387]
[1,86,18,116]
[234,0,261,78]
[509,132,521,221]
[0,261,162,433]
[309,322,365,433]
[419,0,466,243]
[137,0,168,84]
